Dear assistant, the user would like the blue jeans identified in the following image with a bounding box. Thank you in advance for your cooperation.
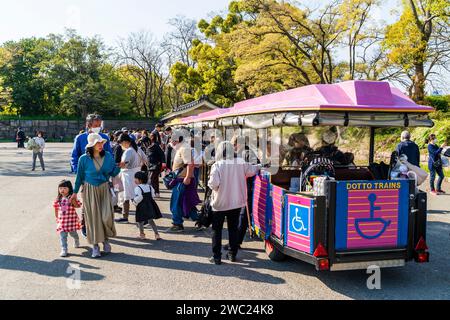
[60,232,79,250]
[172,208,199,226]
[430,166,445,191]
[170,182,199,226]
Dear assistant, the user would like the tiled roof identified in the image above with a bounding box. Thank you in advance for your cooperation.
[162,96,223,121]
[172,95,221,112]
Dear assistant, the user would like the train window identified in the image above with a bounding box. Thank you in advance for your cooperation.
[280,126,371,168]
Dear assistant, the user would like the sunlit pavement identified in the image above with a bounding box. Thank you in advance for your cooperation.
[0,143,449,300]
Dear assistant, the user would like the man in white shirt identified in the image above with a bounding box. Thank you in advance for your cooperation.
[207,141,260,265]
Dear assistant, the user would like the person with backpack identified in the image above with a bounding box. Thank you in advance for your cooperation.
[144,133,166,198]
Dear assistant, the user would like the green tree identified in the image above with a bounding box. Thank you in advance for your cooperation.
[100,64,134,117]
[0,38,54,116]
[175,0,379,100]
[48,31,108,117]
[383,0,449,103]
[170,8,246,106]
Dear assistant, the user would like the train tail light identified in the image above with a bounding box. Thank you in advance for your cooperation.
[313,243,328,258]
[415,237,430,263]
[314,243,330,271]
[317,258,330,271]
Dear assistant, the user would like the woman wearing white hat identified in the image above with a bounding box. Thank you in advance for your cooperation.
[71,133,123,258]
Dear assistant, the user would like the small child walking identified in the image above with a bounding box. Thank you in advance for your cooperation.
[132,171,162,240]
[54,180,82,257]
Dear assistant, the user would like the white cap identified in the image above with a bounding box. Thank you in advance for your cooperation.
[86,133,106,149]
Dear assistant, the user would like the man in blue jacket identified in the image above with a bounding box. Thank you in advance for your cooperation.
[395,131,420,167]
[71,114,112,173]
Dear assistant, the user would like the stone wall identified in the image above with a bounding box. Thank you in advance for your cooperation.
[0,119,156,141]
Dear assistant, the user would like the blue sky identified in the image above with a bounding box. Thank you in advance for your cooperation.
[0,0,394,46]
[0,0,230,45]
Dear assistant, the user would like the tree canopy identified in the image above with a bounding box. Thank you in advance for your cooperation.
[0,1,448,118]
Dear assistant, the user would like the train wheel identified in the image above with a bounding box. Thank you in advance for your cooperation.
[265,240,286,262]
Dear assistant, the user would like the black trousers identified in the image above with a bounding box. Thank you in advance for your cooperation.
[212,208,241,259]
[238,207,249,245]
[149,167,161,194]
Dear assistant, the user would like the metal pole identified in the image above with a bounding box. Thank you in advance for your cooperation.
[369,127,376,165]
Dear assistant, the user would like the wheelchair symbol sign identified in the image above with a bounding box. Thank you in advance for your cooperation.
[289,204,310,237]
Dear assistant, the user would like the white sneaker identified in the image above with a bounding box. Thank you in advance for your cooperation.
[60,249,68,257]
[103,241,112,254]
[91,245,101,258]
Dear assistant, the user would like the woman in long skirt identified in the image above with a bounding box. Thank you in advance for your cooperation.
[72,133,122,258]
[115,133,145,223]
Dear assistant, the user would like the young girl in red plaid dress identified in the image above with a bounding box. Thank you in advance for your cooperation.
[54,180,82,257]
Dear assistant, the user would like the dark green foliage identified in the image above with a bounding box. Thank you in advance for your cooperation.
[425,96,449,112]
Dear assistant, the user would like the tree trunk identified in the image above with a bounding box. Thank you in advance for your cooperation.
[412,63,426,104]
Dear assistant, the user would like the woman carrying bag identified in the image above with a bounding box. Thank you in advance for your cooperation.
[427,134,447,195]
[71,133,122,258]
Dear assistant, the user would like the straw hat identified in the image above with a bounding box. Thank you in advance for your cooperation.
[86,133,106,148]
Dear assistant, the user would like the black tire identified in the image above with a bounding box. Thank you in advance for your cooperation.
[265,240,286,262]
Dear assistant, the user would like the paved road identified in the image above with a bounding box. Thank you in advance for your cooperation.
[0,143,449,300]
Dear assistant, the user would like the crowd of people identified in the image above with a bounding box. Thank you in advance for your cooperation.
[52,113,261,265]
[16,113,447,264]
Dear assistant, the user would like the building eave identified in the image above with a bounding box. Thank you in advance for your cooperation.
[161,97,222,121]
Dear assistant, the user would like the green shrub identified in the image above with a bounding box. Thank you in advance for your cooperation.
[425,95,449,112]
[412,118,450,147]
[155,108,171,120]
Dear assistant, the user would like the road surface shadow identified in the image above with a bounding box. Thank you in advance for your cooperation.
[0,160,72,177]
[97,252,286,285]
[110,237,261,260]
[0,254,104,281]
[103,236,293,285]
